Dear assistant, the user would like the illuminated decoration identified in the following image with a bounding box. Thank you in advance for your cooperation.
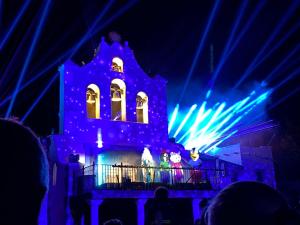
[79,154,85,164]
[189,148,202,183]
[141,147,154,183]
[169,90,270,153]
[159,151,170,183]
[141,147,154,165]
[136,91,148,123]
[159,151,170,168]
[86,84,100,118]
[190,148,200,162]
[97,128,103,148]
[112,57,123,72]
[97,154,104,185]
[170,151,183,182]
[111,78,126,121]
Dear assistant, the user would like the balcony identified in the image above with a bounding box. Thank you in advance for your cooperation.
[80,164,227,192]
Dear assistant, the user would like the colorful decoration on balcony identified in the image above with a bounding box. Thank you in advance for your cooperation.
[170,151,183,182]
[141,147,154,183]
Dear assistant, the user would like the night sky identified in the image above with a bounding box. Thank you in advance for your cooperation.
[1,0,300,190]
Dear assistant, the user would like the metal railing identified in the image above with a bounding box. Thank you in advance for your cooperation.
[82,163,226,190]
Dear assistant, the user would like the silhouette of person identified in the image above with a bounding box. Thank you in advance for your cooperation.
[0,118,49,225]
[204,181,300,225]
[145,186,177,225]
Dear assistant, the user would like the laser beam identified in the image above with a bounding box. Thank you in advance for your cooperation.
[173,104,197,138]
[178,0,221,103]
[21,72,59,122]
[208,0,248,92]
[0,0,31,49]
[5,0,51,118]
[168,104,179,133]
[233,1,299,89]
[226,1,266,57]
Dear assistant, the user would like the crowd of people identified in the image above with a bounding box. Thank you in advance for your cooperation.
[1,118,300,225]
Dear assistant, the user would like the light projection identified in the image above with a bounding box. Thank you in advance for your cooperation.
[54,39,168,164]
[168,89,270,153]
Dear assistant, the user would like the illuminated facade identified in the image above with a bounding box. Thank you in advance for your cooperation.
[52,37,168,166]
[45,38,276,225]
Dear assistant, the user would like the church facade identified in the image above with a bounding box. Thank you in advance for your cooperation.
[43,38,276,225]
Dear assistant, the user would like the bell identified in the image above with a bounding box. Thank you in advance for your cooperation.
[112,62,122,72]
[87,93,96,104]
[112,90,122,101]
[136,100,143,109]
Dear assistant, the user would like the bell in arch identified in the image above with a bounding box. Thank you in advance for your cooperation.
[136,98,144,109]
[87,91,96,104]
[112,90,122,101]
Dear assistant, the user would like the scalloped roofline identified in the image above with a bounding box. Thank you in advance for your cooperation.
[63,37,167,83]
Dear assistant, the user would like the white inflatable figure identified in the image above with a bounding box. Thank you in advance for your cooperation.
[170,152,183,183]
[141,147,154,183]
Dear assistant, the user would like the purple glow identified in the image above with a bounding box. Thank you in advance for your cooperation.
[53,40,169,163]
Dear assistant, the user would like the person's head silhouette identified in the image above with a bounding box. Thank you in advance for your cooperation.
[154,186,169,201]
[205,181,300,225]
[0,119,49,225]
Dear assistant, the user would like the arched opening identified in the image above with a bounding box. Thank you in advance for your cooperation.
[112,57,123,72]
[111,79,126,121]
[136,91,148,123]
[86,84,100,119]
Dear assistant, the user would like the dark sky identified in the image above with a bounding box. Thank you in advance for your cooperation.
[0,0,299,138]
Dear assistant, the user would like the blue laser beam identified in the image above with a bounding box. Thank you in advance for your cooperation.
[264,45,300,82]
[272,67,300,91]
[181,108,213,145]
[173,104,197,138]
[177,102,209,142]
[249,86,300,124]
[255,22,300,71]
[21,72,59,122]
[203,130,238,153]
[0,49,70,108]
[208,0,248,91]
[91,0,139,37]
[171,89,270,152]
[196,103,226,137]
[0,14,38,90]
[226,1,266,57]
[178,0,221,103]
[178,108,212,144]
[5,0,51,118]
[233,1,299,89]
[168,104,179,133]
[0,0,31,49]
[69,0,115,59]
[0,0,132,109]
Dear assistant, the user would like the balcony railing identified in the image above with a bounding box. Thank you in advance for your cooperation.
[82,163,226,191]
